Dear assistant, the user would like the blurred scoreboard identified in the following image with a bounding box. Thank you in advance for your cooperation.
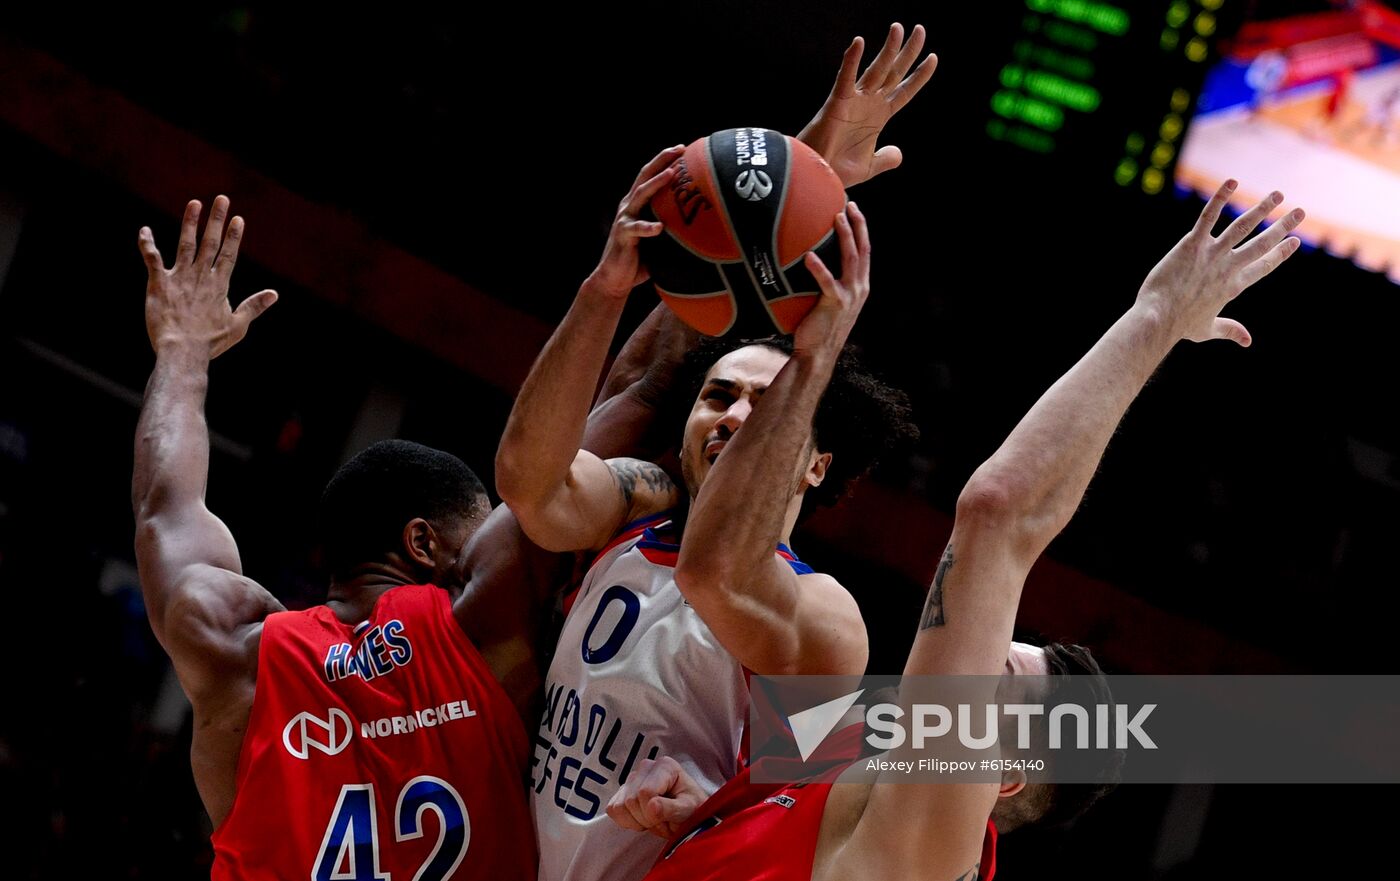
[986,0,1237,194]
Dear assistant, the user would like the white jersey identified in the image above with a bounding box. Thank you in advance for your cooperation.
[530,515,814,881]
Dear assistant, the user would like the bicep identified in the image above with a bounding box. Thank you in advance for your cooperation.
[135,504,244,641]
[684,567,868,676]
[156,565,282,705]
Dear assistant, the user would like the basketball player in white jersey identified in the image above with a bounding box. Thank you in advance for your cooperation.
[607,180,1306,881]
[495,25,934,881]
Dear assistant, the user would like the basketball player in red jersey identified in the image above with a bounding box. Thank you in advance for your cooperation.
[131,195,694,880]
[608,181,1307,880]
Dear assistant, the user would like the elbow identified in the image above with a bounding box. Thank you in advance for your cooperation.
[673,556,732,603]
[955,470,1065,559]
[954,471,1022,529]
[493,446,533,510]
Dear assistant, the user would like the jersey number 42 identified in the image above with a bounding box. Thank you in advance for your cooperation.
[313,776,468,881]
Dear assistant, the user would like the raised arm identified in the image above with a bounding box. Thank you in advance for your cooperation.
[495,146,684,554]
[798,23,939,188]
[840,183,1304,880]
[133,197,283,706]
[456,304,697,722]
[672,204,872,677]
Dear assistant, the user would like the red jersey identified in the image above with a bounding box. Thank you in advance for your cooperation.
[211,584,536,881]
[643,729,997,881]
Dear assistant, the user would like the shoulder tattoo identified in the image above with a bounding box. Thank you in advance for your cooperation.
[608,459,675,509]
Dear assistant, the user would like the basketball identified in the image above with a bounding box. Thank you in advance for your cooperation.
[641,128,847,337]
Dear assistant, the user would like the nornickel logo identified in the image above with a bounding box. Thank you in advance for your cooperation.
[735,169,773,201]
[283,707,353,759]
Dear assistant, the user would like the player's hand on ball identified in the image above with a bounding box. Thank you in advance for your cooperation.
[586,145,685,299]
[795,202,871,356]
[139,196,277,359]
[605,756,706,839]
[1136,179,1304,347]
[801,22,938,188]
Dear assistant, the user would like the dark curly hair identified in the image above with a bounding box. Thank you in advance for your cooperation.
[672,335,919,510]
[995,641,1123,832]
[318,440,488,579]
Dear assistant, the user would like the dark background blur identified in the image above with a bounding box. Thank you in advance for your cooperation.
[1,2,1395,878]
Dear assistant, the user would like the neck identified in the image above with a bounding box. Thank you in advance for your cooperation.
[779,493,804,546]
[326,563,424,623]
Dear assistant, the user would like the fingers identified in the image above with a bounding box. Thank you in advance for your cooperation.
[832,36,863,97]
[648,793,694,825]
[881,23,926,92]
[804,249,837,294]
[625,163,678,218]
[1218,190,1282,250]
[1211,316,1252,348]
[621,219,664,238]
[844,201,871,280]
[606,758,681,834]
[137,226,164,275]
[1237,235,1301,289]
[175,200,201,266]
[216,216,245,277]
[197,195,230,268]
[632,145,686,193]
[1233,206,1304,261]
[1191,179,1236,237]
[869,145,904,179]
[856,22,904,91]
[605,794,646,832]
[889,53,939,113]
[233,289,279,328]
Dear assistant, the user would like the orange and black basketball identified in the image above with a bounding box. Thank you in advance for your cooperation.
[641,128,846,337]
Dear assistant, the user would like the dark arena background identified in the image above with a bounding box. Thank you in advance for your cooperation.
[2,2,1396,878]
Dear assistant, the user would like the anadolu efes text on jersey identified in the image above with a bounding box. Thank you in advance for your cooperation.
[531,515,815,881]
[211,584,537,881]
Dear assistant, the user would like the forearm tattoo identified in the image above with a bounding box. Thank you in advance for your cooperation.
[919,545,955,631]
[609,459,675,508]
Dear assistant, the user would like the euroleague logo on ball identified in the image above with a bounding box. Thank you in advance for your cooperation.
[735,169,773,202]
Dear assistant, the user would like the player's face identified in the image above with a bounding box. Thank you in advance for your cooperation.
[434,506,488,590]
[679,345,816,498]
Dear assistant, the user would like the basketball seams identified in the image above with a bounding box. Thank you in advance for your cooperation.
[706,131,769,334]
[780,228,835,273]
[760,134,801,332]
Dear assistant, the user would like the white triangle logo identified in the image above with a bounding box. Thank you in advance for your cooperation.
[788,689,865,761]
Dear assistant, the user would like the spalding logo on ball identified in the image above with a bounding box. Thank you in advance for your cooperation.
[641,127,846,337]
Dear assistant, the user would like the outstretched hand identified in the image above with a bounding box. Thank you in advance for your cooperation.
[1138,180,1304,347]
[799,23,938,188]
[586,145,686,299]
[139,196,277,359]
